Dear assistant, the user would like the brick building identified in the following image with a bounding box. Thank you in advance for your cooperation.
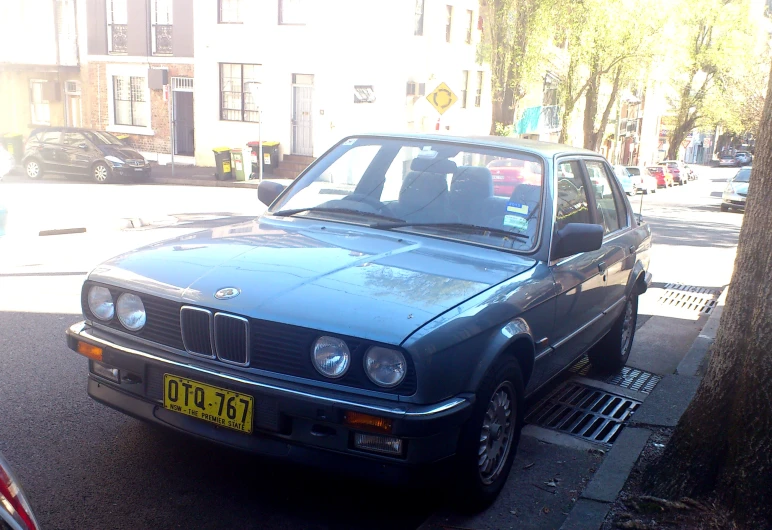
[82,0,195,164]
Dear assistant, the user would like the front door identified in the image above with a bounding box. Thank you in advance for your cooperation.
[291,75,313,156]
[545,159,610,378]
[66,94,82,127]
[173,91,194,156]
[59,130,93,174]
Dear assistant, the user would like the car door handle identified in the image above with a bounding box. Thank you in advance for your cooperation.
[598,262,607,273]
[629,245,636,255]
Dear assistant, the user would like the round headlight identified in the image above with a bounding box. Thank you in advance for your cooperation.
[364,347,406,388]
[311,336,350,379]
[87,286,114,321]
[116,293,146,331]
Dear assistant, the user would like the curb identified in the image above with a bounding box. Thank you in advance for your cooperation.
[558,287,728,530]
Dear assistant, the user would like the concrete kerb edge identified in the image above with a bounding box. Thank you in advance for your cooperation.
[558,288,729,530]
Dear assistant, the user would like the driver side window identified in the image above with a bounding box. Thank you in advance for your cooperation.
[555,160,591,231]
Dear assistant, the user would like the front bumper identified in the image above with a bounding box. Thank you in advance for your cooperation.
[722,197,746,209]
[114,166,151,178]
[66,322,472,480]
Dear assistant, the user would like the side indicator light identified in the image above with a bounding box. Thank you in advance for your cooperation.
[343,411,393,433]
[77,341,103,361]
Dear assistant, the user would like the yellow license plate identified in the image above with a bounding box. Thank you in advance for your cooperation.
[163,374,253,434]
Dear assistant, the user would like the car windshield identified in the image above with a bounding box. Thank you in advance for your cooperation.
[626,167,641,176]
[734,169,751,183]
[270,137,545,251]
[87,131,124,145]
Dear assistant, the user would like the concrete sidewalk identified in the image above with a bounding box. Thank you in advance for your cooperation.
[147,163,291,188]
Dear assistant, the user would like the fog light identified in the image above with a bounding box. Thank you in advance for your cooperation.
[77,341,103,361]
[353,433,403,456]
[91,361,120,383]
[344,411,393,433]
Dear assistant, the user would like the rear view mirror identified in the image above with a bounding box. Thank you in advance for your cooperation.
[552,223,604,261]
[257,181,286,207]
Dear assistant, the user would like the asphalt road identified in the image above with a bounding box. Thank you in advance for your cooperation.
[0,165,743,530]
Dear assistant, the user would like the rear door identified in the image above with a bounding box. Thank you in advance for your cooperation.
[36,130,64,172]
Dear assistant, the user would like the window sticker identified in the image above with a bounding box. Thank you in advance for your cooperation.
[503,215,528,232]
[342,138,357,146]
[506,202,529,215]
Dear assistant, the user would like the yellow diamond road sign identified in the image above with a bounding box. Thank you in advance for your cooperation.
[427,82,458,115]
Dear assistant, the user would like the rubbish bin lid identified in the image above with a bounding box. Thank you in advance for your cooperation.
[230,148,244,153]
[212,147,231,153]
[2,133,22,139]
[247,141,280,147]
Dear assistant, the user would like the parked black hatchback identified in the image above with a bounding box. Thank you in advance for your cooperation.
[22,127,150,183]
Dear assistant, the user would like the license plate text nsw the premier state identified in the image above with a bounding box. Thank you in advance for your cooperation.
[163,374,254,434]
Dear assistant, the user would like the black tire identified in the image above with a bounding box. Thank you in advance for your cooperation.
[454,359,525,512]
[721,204,729,212]
[588,295,638,373]
[24,158,44,180]
[92,162,111,184]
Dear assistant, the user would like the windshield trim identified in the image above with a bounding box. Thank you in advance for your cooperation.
[267,135,549,256]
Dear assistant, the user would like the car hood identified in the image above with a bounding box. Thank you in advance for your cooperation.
[728,182,749,195]
[89,218,537,345]
[97,145,144,160]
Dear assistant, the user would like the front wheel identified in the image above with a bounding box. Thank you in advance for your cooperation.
[92,162,111,184]
[588,295,638,372]
[24,159,43,180]
[454,360,524,512]
[721,204,729,212]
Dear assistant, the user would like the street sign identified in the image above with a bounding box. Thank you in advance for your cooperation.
[427,82,458,115]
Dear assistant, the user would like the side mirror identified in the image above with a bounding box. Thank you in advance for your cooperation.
[552,223,604,261]
[78,143,88,149]
[257,181,286,207]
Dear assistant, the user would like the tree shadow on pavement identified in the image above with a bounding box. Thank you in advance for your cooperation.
[646,215,740,248]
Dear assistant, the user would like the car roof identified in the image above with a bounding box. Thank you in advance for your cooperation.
[351,133,602,159]
[31,126,97,134]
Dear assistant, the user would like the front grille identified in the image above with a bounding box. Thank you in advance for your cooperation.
[180,307,214,357]
[214,313,249,366]
[126,159,144,167]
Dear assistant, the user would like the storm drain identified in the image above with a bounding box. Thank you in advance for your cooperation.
[657,283,722,316]
[569,356,661,394]
[526,382,641,446]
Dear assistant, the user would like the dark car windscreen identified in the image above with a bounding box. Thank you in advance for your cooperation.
[734,169,751,183]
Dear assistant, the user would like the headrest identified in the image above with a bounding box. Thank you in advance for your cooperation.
[409,157,458,174]
[451,166,493,199]
[510,184,541,205]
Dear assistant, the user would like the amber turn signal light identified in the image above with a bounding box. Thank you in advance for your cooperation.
[77,341,103,362]
[343,411,393,433]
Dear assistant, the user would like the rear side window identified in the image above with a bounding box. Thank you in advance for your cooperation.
[555,160,591,231]
[585,161,627,234]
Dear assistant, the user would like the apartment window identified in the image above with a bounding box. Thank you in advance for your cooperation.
[151,0,173,55]
[29,80,51,125]
[475,71,483,107]
[220,63,261,122]
[466,10,474,43]
[460,70,469,108]
[279,0,306,25]
[106,0,128,53]
[219,0,243,23]
[445,5,453,42]
[113,76,148,127]
[414,0,424,36]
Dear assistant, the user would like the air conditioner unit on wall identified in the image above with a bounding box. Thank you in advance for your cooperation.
[148,68,169,89]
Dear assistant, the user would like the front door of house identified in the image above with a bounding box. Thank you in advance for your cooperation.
[174,91,194,156]
[291,74,313,156]
[66,94,81,127]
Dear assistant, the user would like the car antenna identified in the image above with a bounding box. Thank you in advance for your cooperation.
[637,177,645,225]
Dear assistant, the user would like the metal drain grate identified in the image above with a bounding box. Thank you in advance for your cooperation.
[526,382,641,446]
[657,283,722,316]
[569,356,661,394]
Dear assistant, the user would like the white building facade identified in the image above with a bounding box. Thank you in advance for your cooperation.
[193,0,492,167]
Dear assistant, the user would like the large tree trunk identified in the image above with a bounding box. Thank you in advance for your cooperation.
[645,61,772,526]
[582,71,600,150]
[593,65,623,152]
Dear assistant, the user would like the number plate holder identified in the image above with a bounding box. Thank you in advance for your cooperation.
[163,374,254,434]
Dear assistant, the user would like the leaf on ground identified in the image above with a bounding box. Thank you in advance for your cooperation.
[680,497,709,511]
[542,506,551,514]
[638,495,690,510]
[545,481,558,487]
[523,462,535,469]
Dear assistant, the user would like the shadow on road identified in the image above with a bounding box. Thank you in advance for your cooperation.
[646,215,740,248]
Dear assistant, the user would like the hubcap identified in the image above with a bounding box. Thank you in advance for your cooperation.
[94,165,108,182]
[27,162,39,178]
[620,299,635,355]
[478,382,516,485]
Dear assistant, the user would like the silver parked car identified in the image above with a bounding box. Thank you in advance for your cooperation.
[721,167,751,212]
[66,134,652,509]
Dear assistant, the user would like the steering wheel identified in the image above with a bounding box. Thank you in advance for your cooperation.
[341,193,396,216]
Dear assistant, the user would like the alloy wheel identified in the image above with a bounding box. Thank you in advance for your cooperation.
[620,298,635,355]
[478,381,516,485]
[94,164,108,182]
[26,161,40,179]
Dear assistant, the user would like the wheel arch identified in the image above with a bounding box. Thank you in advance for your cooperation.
[466,318,536,394]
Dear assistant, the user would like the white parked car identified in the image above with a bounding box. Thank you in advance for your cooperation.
[612,165,636,195]
[624,166,658,194]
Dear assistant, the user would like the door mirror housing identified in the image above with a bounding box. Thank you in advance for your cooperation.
[78,143,88,149]
[551,223,604,261]
[258,181,286,207]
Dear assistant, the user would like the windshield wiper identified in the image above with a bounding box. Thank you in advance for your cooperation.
[372,222,530,240]
[272,207,404,223]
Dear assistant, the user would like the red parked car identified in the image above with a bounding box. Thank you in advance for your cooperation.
[658,160,688,185]
[647,166,674,188]
[487,159,542,197]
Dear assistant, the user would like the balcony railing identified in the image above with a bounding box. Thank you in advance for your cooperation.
[109,24,128,54]
[153,24,173,55]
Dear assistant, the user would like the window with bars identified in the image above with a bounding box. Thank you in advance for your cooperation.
[220,63,261,122]
[30,80,51,125]
[106,0,127,53]
[475,71,484,107]
[151,0,173,55]
[466,9,474,43]
[113,76,148,127]
[219,0,243,23]
[445,5,453,42]
[279,0,306,24]
[414,0,424,36]
[460,70,469,108]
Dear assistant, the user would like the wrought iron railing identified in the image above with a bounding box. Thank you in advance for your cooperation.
[109,24,128,53]
[154,24,173,55]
